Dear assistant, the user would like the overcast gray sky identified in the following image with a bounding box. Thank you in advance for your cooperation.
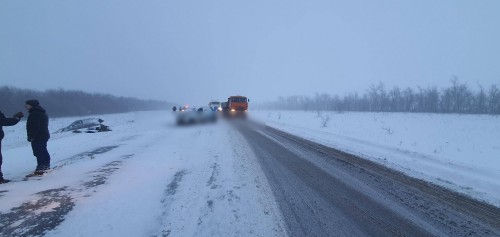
[1,0,500,105]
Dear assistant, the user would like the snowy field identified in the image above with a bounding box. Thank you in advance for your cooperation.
[0,111,286,237]
[250,110,500,207]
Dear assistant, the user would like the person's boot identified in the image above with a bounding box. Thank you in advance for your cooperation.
[25,170,45,178]
[0,177,10,184]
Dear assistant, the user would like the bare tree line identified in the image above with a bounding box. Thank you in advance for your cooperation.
[0,86,172,117]
[258,78,500,115]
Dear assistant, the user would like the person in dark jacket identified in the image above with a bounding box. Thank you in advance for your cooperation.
[25,100,51,176]
[0,110,24,183]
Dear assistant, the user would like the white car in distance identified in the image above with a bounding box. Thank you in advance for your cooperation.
[176,106,217,125]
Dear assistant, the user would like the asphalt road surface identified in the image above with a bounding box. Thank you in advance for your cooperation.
[235,120,500,237]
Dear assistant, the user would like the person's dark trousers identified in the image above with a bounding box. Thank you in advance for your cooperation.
[0,140,3,179]
[31,141,51,170]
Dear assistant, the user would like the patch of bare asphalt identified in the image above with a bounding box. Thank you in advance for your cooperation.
[0,154,134,236]
[0,187,74,237]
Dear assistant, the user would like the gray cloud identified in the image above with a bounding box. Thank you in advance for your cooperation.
[1,0,499,106]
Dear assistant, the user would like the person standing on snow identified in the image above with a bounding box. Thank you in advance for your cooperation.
[25,100,51,176]
[0,110,24,183]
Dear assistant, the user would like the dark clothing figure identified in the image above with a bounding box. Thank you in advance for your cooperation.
[31,141,50,170]
[0,111,23,182]
[0,141,3,181]
[26,104,50,142]
[26,100,51,171]
[1,112,22,140]
[173,106,177,112]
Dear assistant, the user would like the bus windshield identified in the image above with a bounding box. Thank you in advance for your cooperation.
[230,97,247,103]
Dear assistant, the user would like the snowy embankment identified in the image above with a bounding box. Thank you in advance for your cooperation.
[249,110,500,207]
[0,111,286,237]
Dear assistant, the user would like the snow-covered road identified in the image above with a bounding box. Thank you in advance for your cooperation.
[0,112,286,237]
[250,110,500,207]
[235,121,499,237]
[1,110,499,237]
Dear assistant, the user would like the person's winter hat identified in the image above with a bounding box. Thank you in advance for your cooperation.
[25,99,39,106]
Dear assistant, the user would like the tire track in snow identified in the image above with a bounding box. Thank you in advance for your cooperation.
[152,132,248,236]
[0,153,135,236]
[0,187,74,237]
[207,162,220,189]
[194,151,265,236]
[51,146,120,170]
[165,170,188,197]
[150,123,286,237]
[155,169,188,237]
[82,154,134,190]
